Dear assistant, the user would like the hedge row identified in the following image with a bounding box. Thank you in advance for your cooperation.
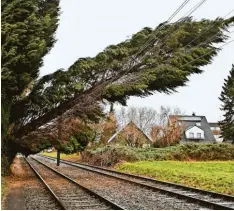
[81,143,234,166]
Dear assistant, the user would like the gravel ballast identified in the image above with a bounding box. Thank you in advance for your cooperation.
[35,155,210,210]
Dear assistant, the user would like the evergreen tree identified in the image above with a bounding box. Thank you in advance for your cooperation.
[2,0,234,175]
[219,65,234,142]
[1,0,60,175]
[12,17,234,141]
[1,0,59,101]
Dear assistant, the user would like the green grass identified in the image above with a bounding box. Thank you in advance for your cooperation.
[41,152,80,161]
[115,161,234,195]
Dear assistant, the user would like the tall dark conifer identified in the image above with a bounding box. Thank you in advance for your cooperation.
[219,65,234,142]
[1,0,59,100]
[1,0,60,175]
[1,0,234,175]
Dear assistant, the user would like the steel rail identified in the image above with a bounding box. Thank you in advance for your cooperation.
[40,154,234,200]
[38,154,234,210]
[29,156,124,210]
[25,157,66,210]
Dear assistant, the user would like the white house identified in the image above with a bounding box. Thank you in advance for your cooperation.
[185,126,204,140]
[169,114,216,143]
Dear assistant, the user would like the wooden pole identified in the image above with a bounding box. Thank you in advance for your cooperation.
[57,117,62,166]
[57,150,60,166]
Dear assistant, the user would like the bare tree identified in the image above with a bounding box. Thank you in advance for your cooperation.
[116,106,158,135]
[156,106,183,127]
[151,106,185,147]
[116,107,127,129]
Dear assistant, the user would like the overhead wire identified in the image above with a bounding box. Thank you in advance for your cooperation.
[129,29,234,81]
[130,0,191,60]
[80,0,227,101]
[123,4,234,93]
[35,1,232,129]
[52,0,195,121]
[135,4,234,74]
[183,0,207,17]
[181,8,234,49]
[122,34,234,96]
[158,0,209,46]
[133,0,208,60]
[74,0,193,98]
[195,29,234,49]
[79,1,231,99]
[180,38,234,69]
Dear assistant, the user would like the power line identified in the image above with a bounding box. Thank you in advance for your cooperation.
[180,38,234,68]
[70,9,234,122]
[76,1,193,101]
[145,8,234,72]
[23,2,234,137]
[155,0,209,53]
[80,5,232,105]
[125,30,234,89]
[196,29,234,48]
[182,8,234,49]
[74,0,193,101]
[131,0,191,60]
[77,4,232,102]
[183,0,207,17]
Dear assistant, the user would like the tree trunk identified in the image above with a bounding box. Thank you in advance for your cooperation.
[1,101,15,176]
[1,135,34,176]
[1,137,17,176]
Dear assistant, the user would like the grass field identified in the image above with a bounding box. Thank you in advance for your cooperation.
[41,152,80,161]
[115,161,234,195]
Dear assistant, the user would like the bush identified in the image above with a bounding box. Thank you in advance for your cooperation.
[81,145,142,166]
[81,143,234,166]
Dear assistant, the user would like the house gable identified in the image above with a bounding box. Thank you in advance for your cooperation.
[185,126,204,140]
[107,121,152,147]
[169,115,216,143]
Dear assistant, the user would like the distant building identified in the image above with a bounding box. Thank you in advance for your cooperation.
[209,122,223,142]
[169,114,216,143]
[107,121,152,148]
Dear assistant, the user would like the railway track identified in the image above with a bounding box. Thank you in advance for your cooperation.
[25,157,124,210]
[37,154,234,210]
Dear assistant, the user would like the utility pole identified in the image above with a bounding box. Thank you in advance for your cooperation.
[57,149,60,166]
[57,117,62,166]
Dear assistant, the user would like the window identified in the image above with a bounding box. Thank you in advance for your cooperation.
[197,133,202,139]
[178,121,182,126]
[189,132,194,139]
[196,122,201,126]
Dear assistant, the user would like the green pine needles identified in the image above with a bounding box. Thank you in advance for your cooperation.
[1,0,234,173]
[219,65,234,142]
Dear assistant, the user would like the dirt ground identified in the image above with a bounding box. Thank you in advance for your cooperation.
[1,156,27,210]
[2,156,60,210]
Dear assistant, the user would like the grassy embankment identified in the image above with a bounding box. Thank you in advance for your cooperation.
[42,144,234,195]
[41,152,80,161]
[116,161,234,195]
[81,143,234,166]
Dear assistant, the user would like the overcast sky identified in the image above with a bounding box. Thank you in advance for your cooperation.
[40,0,234,122]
